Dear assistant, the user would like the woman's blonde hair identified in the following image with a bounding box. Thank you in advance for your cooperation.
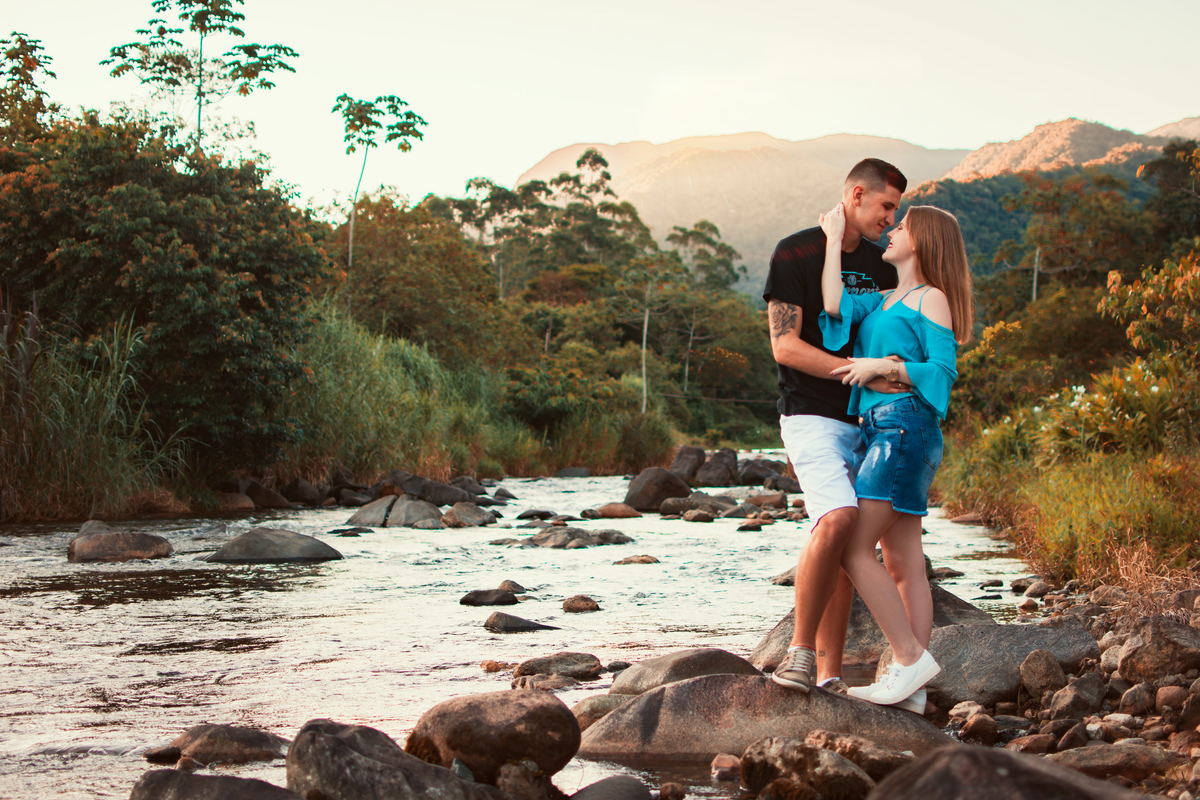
[905,206,974,344]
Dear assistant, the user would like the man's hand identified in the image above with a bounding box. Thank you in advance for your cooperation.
[862,355,908,393]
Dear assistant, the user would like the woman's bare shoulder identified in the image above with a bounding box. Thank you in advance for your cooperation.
[911,287,952,329]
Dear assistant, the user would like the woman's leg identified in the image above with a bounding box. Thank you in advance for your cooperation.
[879,513,933,649]
[841,498,925,666]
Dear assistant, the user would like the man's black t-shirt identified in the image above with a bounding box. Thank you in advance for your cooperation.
[762,226,897,424]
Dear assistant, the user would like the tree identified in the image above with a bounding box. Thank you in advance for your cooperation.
[1141,139,1200,249]
[0,114,330,471]
[0,32,60,144]
[333,94,427,272]
[666,219,745,289]
[613,251,687,413]
[103,0,298,146]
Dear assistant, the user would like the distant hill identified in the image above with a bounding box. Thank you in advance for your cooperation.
[517,133,970,291]
[1149,116,1200,140]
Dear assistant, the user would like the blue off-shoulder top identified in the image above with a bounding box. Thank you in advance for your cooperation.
[818,287,959,419]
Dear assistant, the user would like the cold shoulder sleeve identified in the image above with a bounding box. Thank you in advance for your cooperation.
[818,289,884,351]
[906,318,959,418]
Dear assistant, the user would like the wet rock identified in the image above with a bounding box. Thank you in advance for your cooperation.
[515,652,604,681]
[1024,580,1052,598]
[668,446,707,483]
[494,487,517,500]
[571,775,651,800]
[746,492,787,509]
[694,460,736,488]
[1119,682,1154,715]
[1004,733,1057,753]
[869,745,1145,800]
[1011,576,1038,593]
[564,595,601,613]
[387,496,445,527]
[719,503,760,519]
[406,689,581,783]
[623,467,692,512]
[614,555,659,565]
[484,612,559,633]
[682,509,714,523]
[711,752,741,782]
[67,521,173,563]
[522,528,634,549]
[1049,672,1105,719]
[498,580,527,593]
[494,758,564,800]
[930,567,965,580]
[131,769,300,800]
[205,528,342,564]
[960,713,998,745]
[738,521,763,532]
[659,492,736,517]
[169,723,288,764]
[571,695,633,732]
[979,579,1003,589]
[876,616,1100,708]
[803,730,915,782]
[738,459,782,485]
[385,472,493,508]
[443,502,498,528]
[461,590,519,606]
[143,745,182,764]
[1056,722,1090,751]
[287,719,509,800]
[346,496,395,526]
[579,674,951,762]
[751,585,994,673]
[511,674,580,691]
[740,735,875,800]
[610,648,761,696]
[218,492,256,510]
[758,778,819,800]
[240,479,294,510]
[518,509,557,520]
[1046,742,1184,781]
[413,519,445,530]
[764,475,801,493]
[595,503,641,519]
[331,527,371,537]
[282,478,325,506]
[450,476,488,495]
[1117,616,1200,683]
[1021,648,1068,697]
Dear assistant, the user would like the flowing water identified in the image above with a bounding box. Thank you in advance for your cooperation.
[0,459,1030,798]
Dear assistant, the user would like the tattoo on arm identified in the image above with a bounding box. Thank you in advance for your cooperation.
[769,302,799,339]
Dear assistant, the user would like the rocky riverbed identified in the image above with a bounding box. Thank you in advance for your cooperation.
[0,459,1088,798]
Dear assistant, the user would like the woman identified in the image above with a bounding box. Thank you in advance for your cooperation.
[817,203,973,708]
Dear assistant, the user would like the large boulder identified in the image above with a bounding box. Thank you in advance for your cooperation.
[694,461,736,488]
[610,648,761,696]
[741,735,875,800]
[205,528,342,563]
[875,617,1100,708]
[131,770,300,800]
[346,496,395,526]
[67,521,173,563]
[450,476,489,495]
[1117,616,1200,683]
[405,690,581,783]
[623,468,691,512]
[750,585,994,672]
[242,479,294,509]
[169,723,288,764]
[387,496,445,528]
[668,446,706,483]
[738,459,783,486]
[578,674,951,763]
[571,695,634,732]
[866,745,1145,800]
[803,730,915,783]
[1046,742,1184,781]
[282,478,326,506]
[286,719,509,800]
[443,502,497,528]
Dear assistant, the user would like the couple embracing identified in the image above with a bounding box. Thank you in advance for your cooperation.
[763,158,974,711]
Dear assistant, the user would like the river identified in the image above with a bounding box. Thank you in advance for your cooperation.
[0,461,1029,798]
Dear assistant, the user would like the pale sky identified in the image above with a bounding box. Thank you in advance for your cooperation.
[9,0,1198,212]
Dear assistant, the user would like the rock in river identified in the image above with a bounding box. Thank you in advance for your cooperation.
[131,770,300,800]
[461,590,519,606]
[205,528,342,564]
[490,528,633,549]
[623,467,691,512]
[484,612,559,633]
[740,735,875,800]
[578,674,951,763]
[287,718,509,800]
[610,648,761,696]
[168,723,288,764]
[68,520,173,563]
[514,652,604,680]
[406,689,581,784]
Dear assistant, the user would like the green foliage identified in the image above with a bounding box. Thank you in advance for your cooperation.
[667,219,746,289]
[1141,140,1200,249]
[1,32,60,144]
[103,0,298,144]
[0,114,331,471]
[1102,250,1200,359]
[333,94,427,156]
[1,306,185,522]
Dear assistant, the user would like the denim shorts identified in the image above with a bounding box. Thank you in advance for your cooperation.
[855,395,943,516]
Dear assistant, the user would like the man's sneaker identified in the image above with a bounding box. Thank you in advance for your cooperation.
[893,688,927,714]
[771,646,816,692]
[819,678,849,696]
[868,650,940,705]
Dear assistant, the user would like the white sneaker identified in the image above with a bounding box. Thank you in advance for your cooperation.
[868,650,940,705]
[847,663,898,702]
[893,687,927,714]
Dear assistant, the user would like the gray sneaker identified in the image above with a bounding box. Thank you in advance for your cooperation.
[771,647,816,692]
[819,678,849,695]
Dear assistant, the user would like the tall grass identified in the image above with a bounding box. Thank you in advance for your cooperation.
[0,309,186,522]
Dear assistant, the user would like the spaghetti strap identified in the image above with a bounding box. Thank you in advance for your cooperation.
[917,286,933,313]
[891,283,926,307]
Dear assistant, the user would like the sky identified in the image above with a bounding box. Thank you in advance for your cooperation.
[8,0,1198,211]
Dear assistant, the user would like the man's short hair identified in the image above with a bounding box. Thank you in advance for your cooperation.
[844,158,907,195]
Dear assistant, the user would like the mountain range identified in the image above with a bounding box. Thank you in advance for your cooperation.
[517,116,1198,289]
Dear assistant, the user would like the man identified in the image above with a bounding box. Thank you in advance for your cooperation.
[763,158,908,693]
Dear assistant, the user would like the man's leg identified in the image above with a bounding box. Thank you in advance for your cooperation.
[790,507,856,673]
[814,563,854,682]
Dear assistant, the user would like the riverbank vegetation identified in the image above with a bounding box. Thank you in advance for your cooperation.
[935,140,1200,582]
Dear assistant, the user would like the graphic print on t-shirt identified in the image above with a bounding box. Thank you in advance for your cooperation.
[843,271,882,294]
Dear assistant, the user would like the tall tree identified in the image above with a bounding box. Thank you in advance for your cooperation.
[0,32,60,145]
[103,0,297,146]
[666,219,745,289]
[333,93,427,271]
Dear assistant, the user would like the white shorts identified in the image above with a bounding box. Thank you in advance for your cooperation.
[779,414,863,523]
